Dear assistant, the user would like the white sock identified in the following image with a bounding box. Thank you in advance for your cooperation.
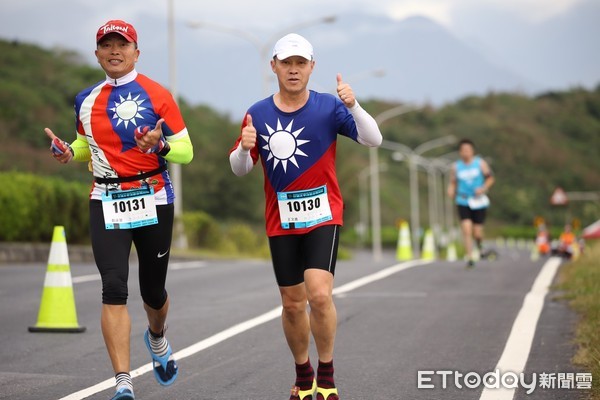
[115,372,133,393]
[148,328,169,358]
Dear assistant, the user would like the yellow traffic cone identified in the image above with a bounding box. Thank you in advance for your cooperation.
[530,242,540,261]
[496,237,505,248]
[29,226,85,333]
[472,245,481,262]
[421,229,435,260]
[571,242,580,261]
[396,221,413,260]
[446,242,457,261]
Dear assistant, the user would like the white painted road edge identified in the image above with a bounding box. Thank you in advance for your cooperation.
[71,261,208,284]
[58,259,430,400]
[479,256,563,400]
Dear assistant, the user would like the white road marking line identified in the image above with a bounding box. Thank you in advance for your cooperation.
[170,260,207,270]
[478,256,563,400]
[333,259,429,296]
[71,274,100,284]
[70,261,207,284]
[58,258,429,400]
[336,291,428,298]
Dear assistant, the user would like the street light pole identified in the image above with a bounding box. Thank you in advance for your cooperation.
[357,163,387,247]
[429,152,457,244]
[381,135,456,258]
[370,105,416,261]
[167,0,187,249]
[412,136,456,257]
[408,154,420,257]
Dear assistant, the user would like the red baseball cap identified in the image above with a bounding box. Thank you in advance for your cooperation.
[96,20,138,44]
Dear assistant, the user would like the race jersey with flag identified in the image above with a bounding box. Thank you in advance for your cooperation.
[75,70,189,204]
[230,91,360,237]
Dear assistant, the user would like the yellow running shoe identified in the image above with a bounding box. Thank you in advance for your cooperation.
[316,386,339,400]
[290,379,316,400]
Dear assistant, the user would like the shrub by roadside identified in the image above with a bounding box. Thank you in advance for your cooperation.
[182,211,269,258]
[0,172,89,243]
[557,241,600,399]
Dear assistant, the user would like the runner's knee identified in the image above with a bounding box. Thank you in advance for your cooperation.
[101,275,128,305]
[307,290,333,312]
[141,288,168,310]
[281,291,308,316]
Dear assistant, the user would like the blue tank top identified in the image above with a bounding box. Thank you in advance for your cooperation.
[455,156,485,206]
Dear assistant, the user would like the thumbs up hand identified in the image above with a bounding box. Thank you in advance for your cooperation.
[134,119,165,153]
[336,73,356,108]
[241,114,257,151]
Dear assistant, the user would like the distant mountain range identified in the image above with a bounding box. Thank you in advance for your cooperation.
[2,1,597,119]
[160,3,598,118]
[164,13,538,117]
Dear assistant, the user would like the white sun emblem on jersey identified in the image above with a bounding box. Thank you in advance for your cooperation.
[109,92,147,129]
[261,119,310,172]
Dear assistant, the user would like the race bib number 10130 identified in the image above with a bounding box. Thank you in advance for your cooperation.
[277,185,333,229]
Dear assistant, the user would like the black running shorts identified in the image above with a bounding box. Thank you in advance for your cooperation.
[268,224,341,287]
[89,200,174,308]
[457,205,487,225]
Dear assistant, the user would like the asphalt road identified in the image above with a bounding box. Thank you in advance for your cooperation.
[0,247,589,400]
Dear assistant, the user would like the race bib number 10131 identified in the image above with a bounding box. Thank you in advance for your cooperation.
[101,187,158,229]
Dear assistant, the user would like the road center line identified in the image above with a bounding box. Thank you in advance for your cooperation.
[58,258,429,400]
[478,256,563,400]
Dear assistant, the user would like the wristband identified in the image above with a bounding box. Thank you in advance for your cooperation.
[138,135,168,155]
[158,141,171,157]
[51,138,74,156]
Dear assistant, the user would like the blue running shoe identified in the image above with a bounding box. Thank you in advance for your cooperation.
[144,329,179,386]
[111,388,134,400]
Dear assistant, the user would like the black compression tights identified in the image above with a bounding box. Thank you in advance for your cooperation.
[89,200,174,309]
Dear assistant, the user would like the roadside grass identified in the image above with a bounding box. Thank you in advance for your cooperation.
[556,241,600,399]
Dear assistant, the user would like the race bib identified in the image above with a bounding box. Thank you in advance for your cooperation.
[101,187,158,229]
[277,185,333,229]
[468,194,490,210]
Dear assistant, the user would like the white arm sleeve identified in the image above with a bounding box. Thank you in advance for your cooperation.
[229,142,254,176]
[349,100,383,147]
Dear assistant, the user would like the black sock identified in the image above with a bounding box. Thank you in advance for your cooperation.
[295,359,314,390]
[476,238,482,251]
[317,359,335,389]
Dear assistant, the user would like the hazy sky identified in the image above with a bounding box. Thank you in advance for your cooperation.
[0,0,584,48]
[1,0,594,116]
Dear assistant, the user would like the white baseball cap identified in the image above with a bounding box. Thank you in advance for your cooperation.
[272,33,314,61]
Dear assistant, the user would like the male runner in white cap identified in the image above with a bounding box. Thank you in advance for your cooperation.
[229,33,382,400]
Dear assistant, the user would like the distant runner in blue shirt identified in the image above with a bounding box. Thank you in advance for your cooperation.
[447,139,495,268]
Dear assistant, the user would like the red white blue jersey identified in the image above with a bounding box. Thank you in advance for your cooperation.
[75,70,188,204]
[231,91,360,237]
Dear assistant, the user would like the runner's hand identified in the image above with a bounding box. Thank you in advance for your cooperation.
[44,127,73,164]
[336,73,356,108]
[135,119,164,152]
[241,114,257,151]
